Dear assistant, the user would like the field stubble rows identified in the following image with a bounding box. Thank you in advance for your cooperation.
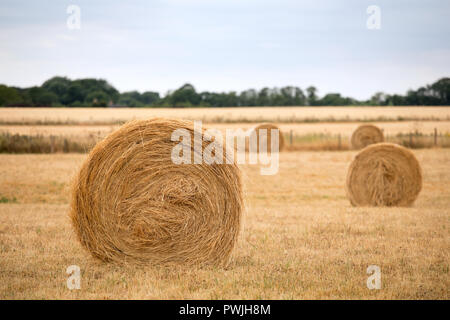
[1,107,450,125]
[1,121,449,153]
[1,121,450,137]
[0,150,448,299]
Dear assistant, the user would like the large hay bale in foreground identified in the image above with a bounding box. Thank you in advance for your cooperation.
[250,123,285,152]
[350,124,384,150]
[70,118,243,266]
[346,143,422,207]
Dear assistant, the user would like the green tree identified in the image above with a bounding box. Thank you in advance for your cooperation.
[239,89,258,106]
[386,94,405,106]
[118,91,143,107]
[73,78,119,105]
[140,91,160,105]
[306,86,318,106]
[169,84,201,107]
[86,90,110,107]
[370,92,388,105]
[65,83,84,105]
[430,77,450,105]
[257,87,272,106]
[42,76,71,99]
[27,87,59,106]
[0,85,23,106]
[292,87,306,106]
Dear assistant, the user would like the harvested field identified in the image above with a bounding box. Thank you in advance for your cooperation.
[1,121,449,138]
[0,149,449,299]
[1,121,449,153]
[1,107,449,125]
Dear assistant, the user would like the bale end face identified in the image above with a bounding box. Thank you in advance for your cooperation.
[70,118,243,266]
[346,143,422,207]
[250,123,284,152]
[351,124,384,150]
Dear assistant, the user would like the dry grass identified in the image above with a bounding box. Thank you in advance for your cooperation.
[0,149,448,299]
[1,107,450,125]
[2,122,449,153]
[0,132,96,153]
[1,121,450,138]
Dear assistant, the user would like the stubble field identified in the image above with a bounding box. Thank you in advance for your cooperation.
[0,149,448,299]
[1,106,450,125]
[1,120,450,138]
[0,107,449,299]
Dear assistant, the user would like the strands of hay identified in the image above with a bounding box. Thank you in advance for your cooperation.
[250,123,284,152]
[70,118,243,266]
[350,124,384,150]
[346,143,422,207]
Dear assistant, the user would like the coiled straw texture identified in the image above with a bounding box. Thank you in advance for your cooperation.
[351,124,384,150]
[346,143,422,207]
[70,118,243,266]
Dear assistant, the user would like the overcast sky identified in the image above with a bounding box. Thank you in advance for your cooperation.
[0,0,449,99]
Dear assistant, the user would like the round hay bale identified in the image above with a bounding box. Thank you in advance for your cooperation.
[350,124,384,150]
[346,143,422,207]
[250,123,284,152]
[70,118,243,266]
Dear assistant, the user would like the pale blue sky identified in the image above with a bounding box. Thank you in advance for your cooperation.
[0,0,449,99]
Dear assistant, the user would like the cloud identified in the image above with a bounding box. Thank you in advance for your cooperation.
[0,0,449,99]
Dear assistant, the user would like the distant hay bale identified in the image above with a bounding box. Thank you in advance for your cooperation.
[70,118,243,266]
[346,143,422,207]
[350,124,384,150]
[249,123,284,152]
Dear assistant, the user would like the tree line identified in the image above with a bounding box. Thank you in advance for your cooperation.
[0,76,448,107]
